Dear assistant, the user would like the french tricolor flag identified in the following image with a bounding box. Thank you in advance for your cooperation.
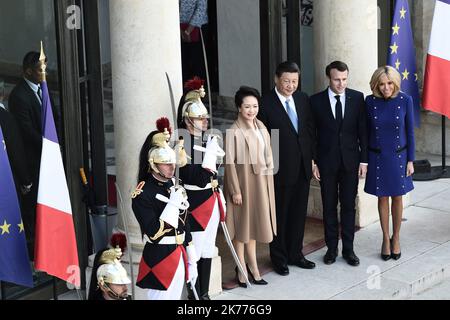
[34,81,80,287]
[423,0,450,118]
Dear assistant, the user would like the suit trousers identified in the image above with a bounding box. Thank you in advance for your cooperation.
[270,161,310,267]
[319,158,359,254]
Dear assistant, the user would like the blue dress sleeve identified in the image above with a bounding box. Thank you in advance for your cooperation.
[405,95,415,161]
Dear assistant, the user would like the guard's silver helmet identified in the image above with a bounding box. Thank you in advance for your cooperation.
[148,118,177,174]
[96,247,131,285]
[182,77,209,119]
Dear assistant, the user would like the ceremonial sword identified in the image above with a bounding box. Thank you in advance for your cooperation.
[166,72,200,300]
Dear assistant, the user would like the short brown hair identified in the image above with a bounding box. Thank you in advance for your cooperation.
[370,66,401,98]
[326,61,349,77]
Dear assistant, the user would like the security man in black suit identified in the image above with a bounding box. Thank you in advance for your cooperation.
[257,61,316,275]
[1,104,33,258]
[8,51,60,260]
[310,61,368,266]
[0,107,32,199]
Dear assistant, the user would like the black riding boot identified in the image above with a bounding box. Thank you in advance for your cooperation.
[198,258,212,300]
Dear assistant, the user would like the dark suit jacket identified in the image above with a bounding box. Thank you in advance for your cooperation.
[258,89,315,187]
[0,107,31,188]
[8,78,44,177]
[310,88,368,174]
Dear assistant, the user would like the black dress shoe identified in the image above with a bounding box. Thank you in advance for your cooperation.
[324,249,338,265]
[289,256,316,269]
[342,251,360,266]
[246,264,268,285]
[273,264,289,276]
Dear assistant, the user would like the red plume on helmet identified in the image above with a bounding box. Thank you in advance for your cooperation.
[156,117,172,135]
[184,76,205,91]
[110,232,127,254]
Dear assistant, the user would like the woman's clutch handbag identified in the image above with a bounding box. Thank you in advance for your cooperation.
[180,23,200,42]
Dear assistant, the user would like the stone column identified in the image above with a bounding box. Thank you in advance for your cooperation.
[311,0,383,227]
[109,1,222,299]
[109,0,182,299]
[313,0,378,95]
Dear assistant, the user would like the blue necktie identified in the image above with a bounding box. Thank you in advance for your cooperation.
[285,99,298,133]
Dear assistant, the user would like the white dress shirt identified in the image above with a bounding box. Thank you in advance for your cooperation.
[328,87,346,119]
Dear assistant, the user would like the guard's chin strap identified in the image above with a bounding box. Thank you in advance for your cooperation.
[101,283,128,300]
[153,171,173,181]
[186,116,205,133]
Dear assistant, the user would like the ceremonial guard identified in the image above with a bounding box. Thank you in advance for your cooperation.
[88,246,132,300]
[178,78,226,300]
[132,118,198,300]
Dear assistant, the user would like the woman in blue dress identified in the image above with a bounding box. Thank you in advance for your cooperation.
[365,66,415,261]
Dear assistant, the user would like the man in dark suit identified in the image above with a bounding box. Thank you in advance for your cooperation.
[0,107,33,256]
[310,61,368,266]
[0,107,32,193]
[258,61,316,275]
[8,51,56,259]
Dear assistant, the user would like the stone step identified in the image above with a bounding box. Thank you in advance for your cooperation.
[393,262,450,299]
[411,277,450,299]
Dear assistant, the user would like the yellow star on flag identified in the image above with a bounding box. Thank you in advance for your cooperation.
[400,7,407,19]
[18,220,24,233]
[402,69,410,80]
[414,73,418,81]
[392,23,400,35]
[390,42,399,54]
[1,220,11,235]
[395,59,401,70]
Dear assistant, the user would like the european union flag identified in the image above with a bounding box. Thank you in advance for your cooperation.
[387,0,421,127]
[0,126,33,287]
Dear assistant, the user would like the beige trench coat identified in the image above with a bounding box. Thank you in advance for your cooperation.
[224,117,276,243]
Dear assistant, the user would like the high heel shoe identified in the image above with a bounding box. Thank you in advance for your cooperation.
[246,264,268,285]
[381,240,391,261]
[235,267,247,288]
[390,238,401,260]
[381,252,391,261]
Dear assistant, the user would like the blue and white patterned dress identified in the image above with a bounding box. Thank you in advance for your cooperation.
[179,0,208,27]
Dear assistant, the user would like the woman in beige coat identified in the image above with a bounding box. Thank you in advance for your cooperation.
[224,86,276,286]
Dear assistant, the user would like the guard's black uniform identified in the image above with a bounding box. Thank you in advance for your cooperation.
[180,134,223,231]
[132,175,191,291]
[180,134,225,300]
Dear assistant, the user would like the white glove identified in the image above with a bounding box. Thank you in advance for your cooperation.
[187,261,198,285]
[201,135,225,173]
[186,244,199,263]
[158,186,189,228]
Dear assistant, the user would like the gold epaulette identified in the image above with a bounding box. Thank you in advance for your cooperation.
[149,219,173,241]
[131,181,145,199]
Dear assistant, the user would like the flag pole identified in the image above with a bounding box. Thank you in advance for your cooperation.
[52,277,58,300]
[441,116,450,177]
[442,116,446,169]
